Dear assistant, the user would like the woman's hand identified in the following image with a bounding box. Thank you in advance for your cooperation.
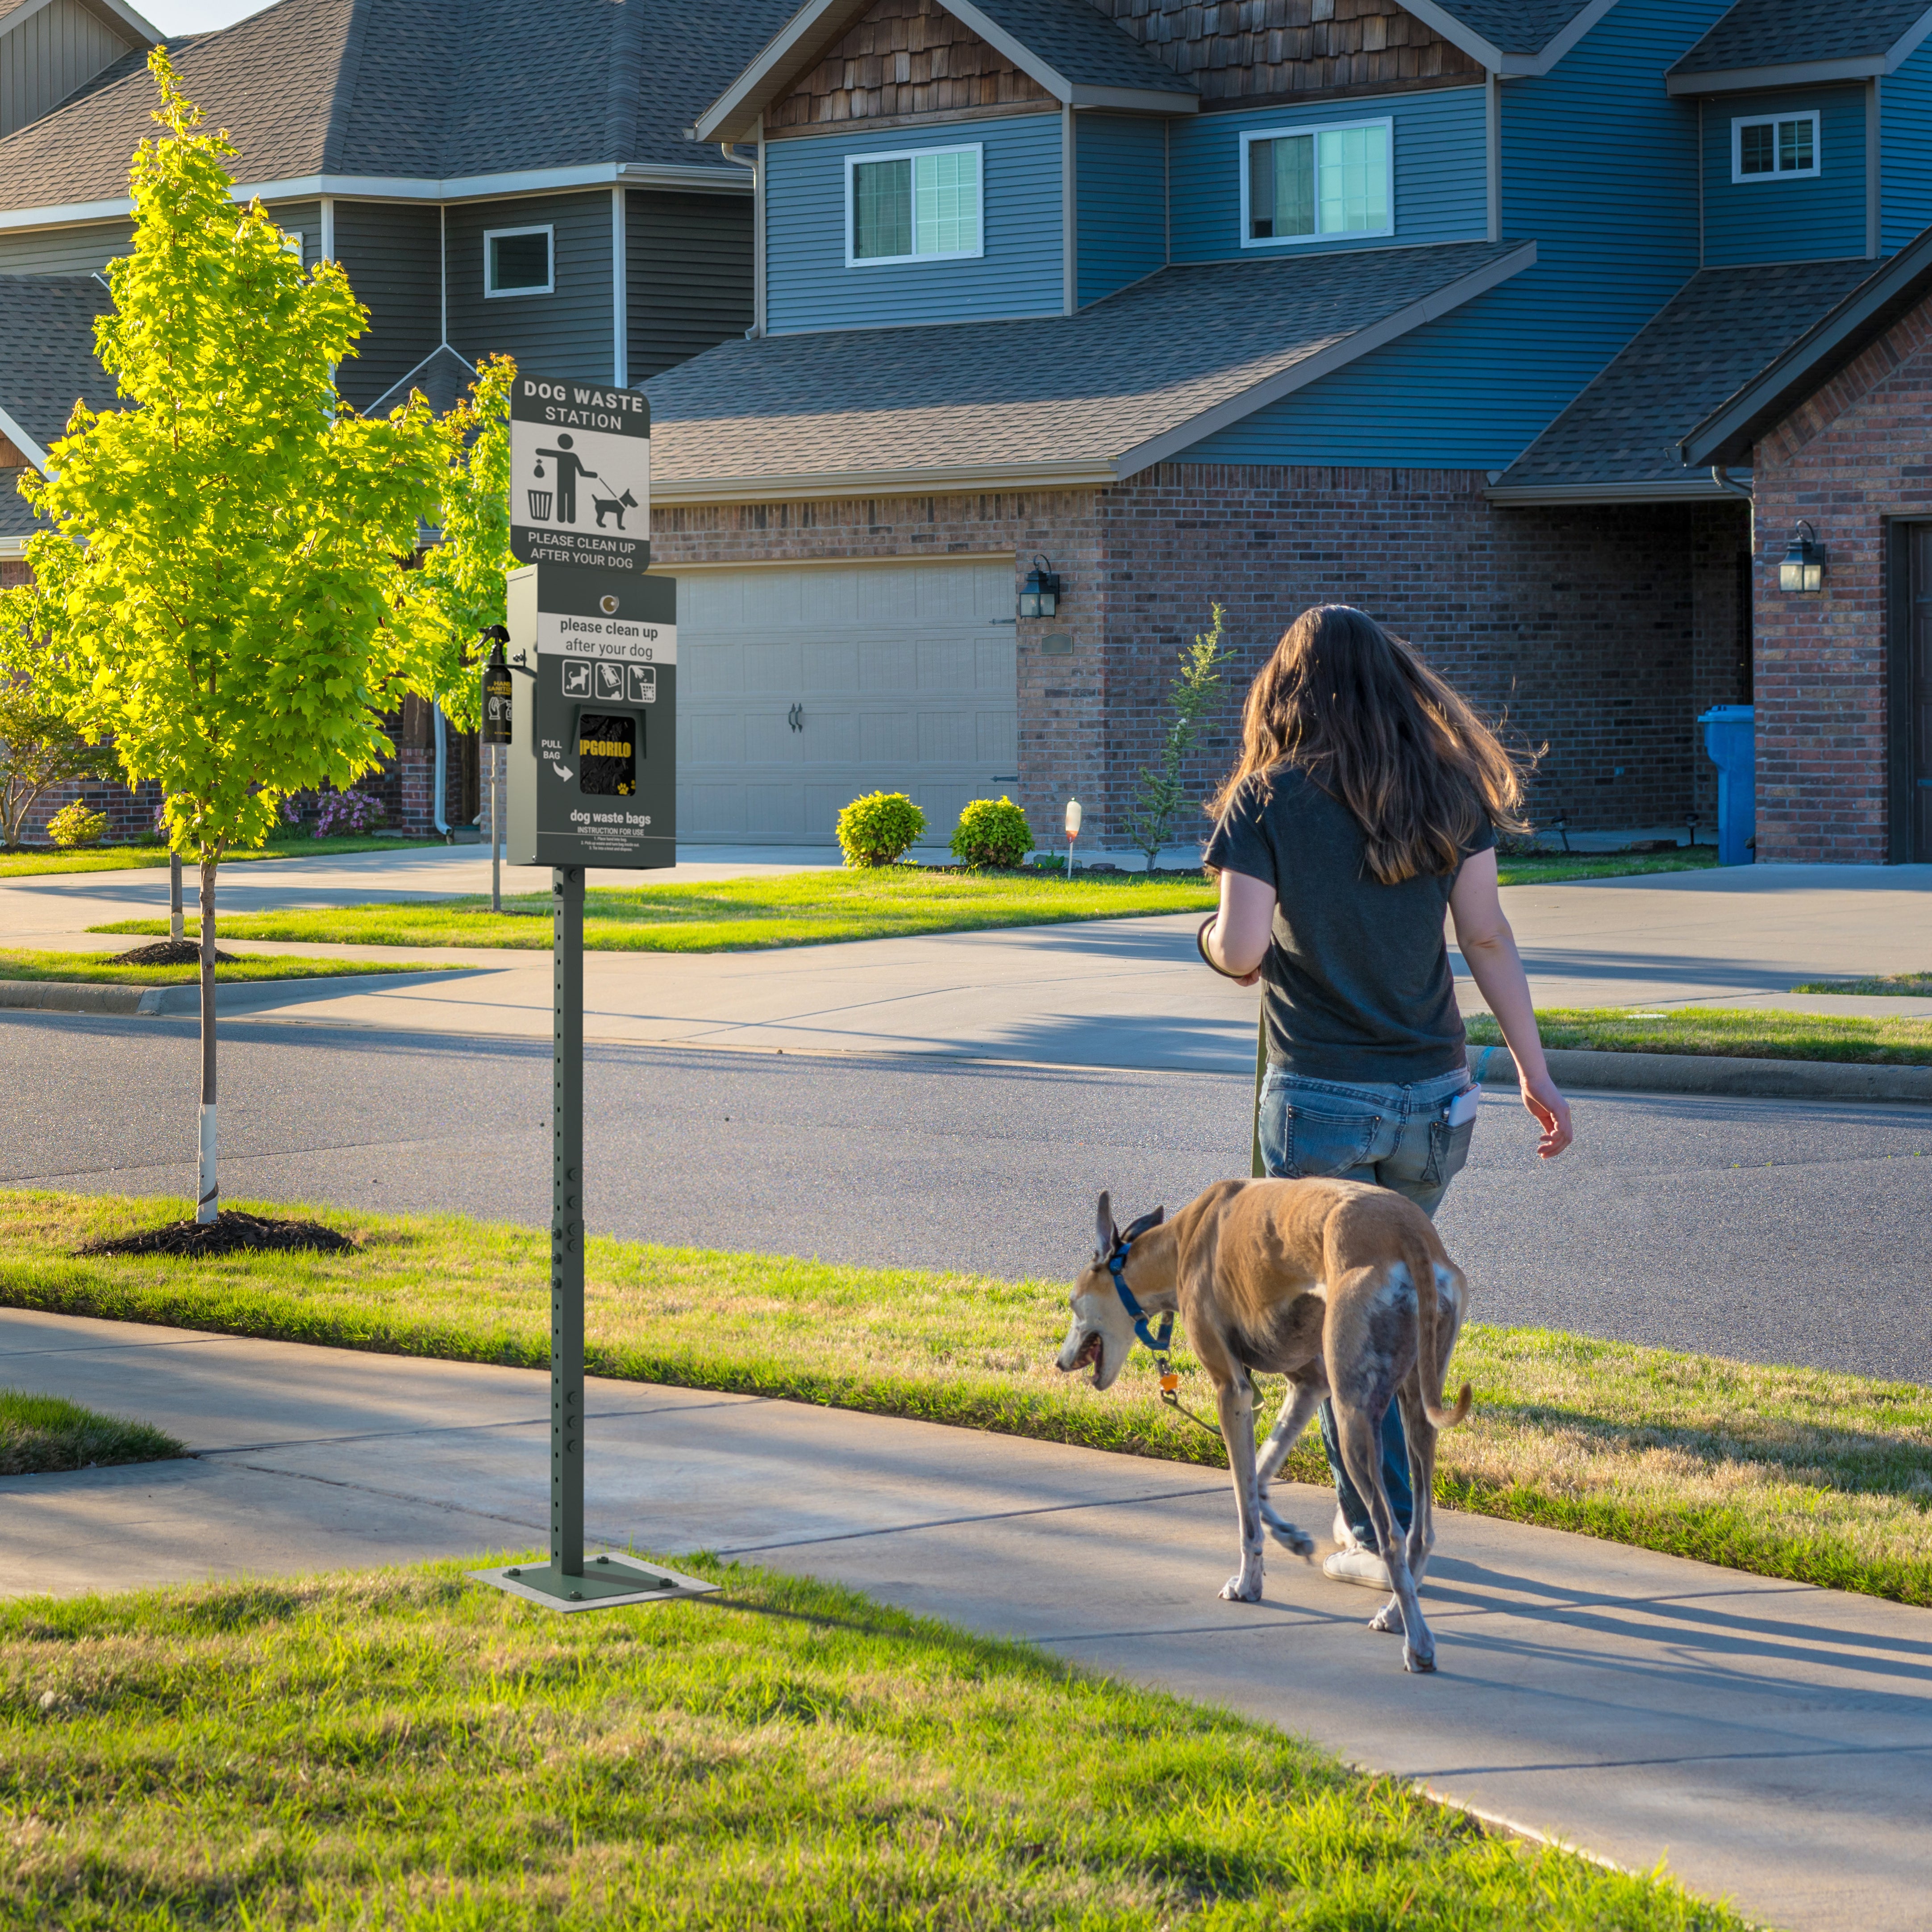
[1520,1069,1573,1159]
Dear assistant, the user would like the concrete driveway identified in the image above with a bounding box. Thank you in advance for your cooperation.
[4,1306,1927,1932]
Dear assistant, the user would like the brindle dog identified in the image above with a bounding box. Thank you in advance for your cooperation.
[1056,1181,1471,1674]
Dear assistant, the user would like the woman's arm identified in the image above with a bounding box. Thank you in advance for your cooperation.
[1448,849,1573,1159]
[1201,867,1276,987]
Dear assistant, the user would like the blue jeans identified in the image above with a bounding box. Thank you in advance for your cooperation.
[1257,1064,1476,1552]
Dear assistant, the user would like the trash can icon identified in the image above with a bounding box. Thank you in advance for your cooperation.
[527,489,554,521]
[1699,704,1756,866]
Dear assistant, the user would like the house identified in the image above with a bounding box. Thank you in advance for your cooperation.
[0,0,789,839]
[632,0,1932,860]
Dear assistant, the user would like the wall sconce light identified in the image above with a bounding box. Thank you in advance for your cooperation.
[1777,520,1826,593]
[1019,554,1061,618]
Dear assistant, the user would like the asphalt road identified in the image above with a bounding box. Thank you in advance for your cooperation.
[4,1010,1930,1383]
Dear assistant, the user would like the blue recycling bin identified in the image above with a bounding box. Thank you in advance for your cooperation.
[1699,704,1756,866]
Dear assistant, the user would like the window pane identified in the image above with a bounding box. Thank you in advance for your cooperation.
[1275,134,1315,235]
[854,158,912,259]
[914,149,978,255]
[1248,137,1275,237]
[489,231,550,291]
[1779,118,1814,171]
[1740,123,1774,174]
[1316,124,1388,234]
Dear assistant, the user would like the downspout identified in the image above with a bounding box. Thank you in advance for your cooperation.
[719,141,762,337]
[433,701,450,838]
[1710,465,1754,552]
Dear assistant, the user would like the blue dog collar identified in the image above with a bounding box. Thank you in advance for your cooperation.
[1106,1210,1173,1355]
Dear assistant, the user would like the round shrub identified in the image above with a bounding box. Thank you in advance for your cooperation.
[837,791,926,867]
[46,801,108,849]
[312,790,386,839]
[950,796,1034,870]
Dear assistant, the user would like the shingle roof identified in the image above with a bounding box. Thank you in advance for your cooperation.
[1427,0,1603,56]
[969,0,1196,91]
[0,468,50,543]
[642,239,1533,496]
[1670,0,1932,73]
[0,274,117,456]
[1494,258,1878,492]
[0,0,797,214]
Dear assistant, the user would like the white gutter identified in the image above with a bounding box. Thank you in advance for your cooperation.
[0,162,747,233]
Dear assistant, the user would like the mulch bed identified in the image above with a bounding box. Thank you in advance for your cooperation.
[106,940,238,966]
[79,1211,357,1259]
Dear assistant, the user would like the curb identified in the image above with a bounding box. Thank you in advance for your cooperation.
[1467,1041,1932,1105]
[0,970,481,1017]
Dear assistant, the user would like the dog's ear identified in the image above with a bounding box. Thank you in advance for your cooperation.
[1121,1206,1166,1242]
[1095,1191,1115,1257]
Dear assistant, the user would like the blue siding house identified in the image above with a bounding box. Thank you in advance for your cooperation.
[630,0,1932,853]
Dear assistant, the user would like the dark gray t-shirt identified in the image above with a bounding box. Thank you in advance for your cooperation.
[1203,766,1493,1083]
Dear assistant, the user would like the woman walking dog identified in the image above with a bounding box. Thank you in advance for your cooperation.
[1198,604,1571,1590]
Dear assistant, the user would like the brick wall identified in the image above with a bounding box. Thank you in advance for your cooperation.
[1748,299,1932,863]
[654,470,1737,849]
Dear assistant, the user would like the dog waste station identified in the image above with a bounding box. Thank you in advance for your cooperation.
[470,374,710,1614]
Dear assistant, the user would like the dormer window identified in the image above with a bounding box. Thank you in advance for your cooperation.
[485,225,555,297]
[1732,112,1819,182]
[847,145,983,267]
[1241,120,1392,248]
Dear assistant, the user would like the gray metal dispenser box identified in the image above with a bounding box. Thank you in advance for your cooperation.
[505,562,678,870]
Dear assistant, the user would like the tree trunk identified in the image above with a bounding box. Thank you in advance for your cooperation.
[196,856,218,1224]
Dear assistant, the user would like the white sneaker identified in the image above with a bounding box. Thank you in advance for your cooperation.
[1322,1547,1392,1591]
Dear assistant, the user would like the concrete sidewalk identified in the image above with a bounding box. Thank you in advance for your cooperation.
[4,1306,1927,1932]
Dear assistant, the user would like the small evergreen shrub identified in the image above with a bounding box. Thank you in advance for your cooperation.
[950,796,1033,869]
[45,801,108,848]
[837,791,925,867]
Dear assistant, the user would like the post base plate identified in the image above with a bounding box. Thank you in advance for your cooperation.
[468,1552,717,1614]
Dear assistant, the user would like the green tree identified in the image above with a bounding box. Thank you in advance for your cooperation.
[0,52,448,1224]
[1124,603,1238,871]
[419,352,516,733]
[0,630,123,850]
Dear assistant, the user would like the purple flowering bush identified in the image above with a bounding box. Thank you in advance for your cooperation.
[312,790,385,838]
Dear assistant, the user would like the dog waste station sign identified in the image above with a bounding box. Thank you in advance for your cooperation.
[471,375,709,1615]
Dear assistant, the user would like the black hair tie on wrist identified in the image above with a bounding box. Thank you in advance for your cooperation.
[1196,916,1246,980]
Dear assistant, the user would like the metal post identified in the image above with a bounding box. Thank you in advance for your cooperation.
[169,851,183,943]
[491,748,502,914]
[552,863,584,1580]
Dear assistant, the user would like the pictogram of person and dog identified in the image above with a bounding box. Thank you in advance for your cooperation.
[526,433,639,529]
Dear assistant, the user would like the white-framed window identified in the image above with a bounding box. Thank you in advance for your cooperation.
[280,230,304,260]
[845,144,983,267]
[484,224,555,296]
[1732,111,1820,182]
[1240,118,1393,247]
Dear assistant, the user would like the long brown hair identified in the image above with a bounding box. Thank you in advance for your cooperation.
[1207,605,1528,885]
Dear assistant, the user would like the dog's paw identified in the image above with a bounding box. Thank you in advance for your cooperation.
[1219,1571,1263,1603]
[1369,1598,1405,1636]
[1403,1644,1437,1675]
[1261,1507,1316,1560]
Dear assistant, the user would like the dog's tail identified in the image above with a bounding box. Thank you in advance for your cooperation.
[1404,1228,1471,1429]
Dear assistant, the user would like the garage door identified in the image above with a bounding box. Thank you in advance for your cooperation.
[673,558,1020,845]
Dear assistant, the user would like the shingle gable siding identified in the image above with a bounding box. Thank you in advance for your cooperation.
[1087,0,1482,104]
[766,0,1054,133]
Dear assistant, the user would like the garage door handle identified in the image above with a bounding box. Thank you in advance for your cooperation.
[788,704,804,733]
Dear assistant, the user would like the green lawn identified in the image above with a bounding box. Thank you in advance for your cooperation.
[0,949,450,987]
[0,835,445,879]
[93,849,1720,955]
[0,1559,1738,1931]
[1493,846,1717,885]
[8,1190,1929,1609]
[1790,971,1932,997]
[0,1388,183,1475]
[1467,1006,1932,1065]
